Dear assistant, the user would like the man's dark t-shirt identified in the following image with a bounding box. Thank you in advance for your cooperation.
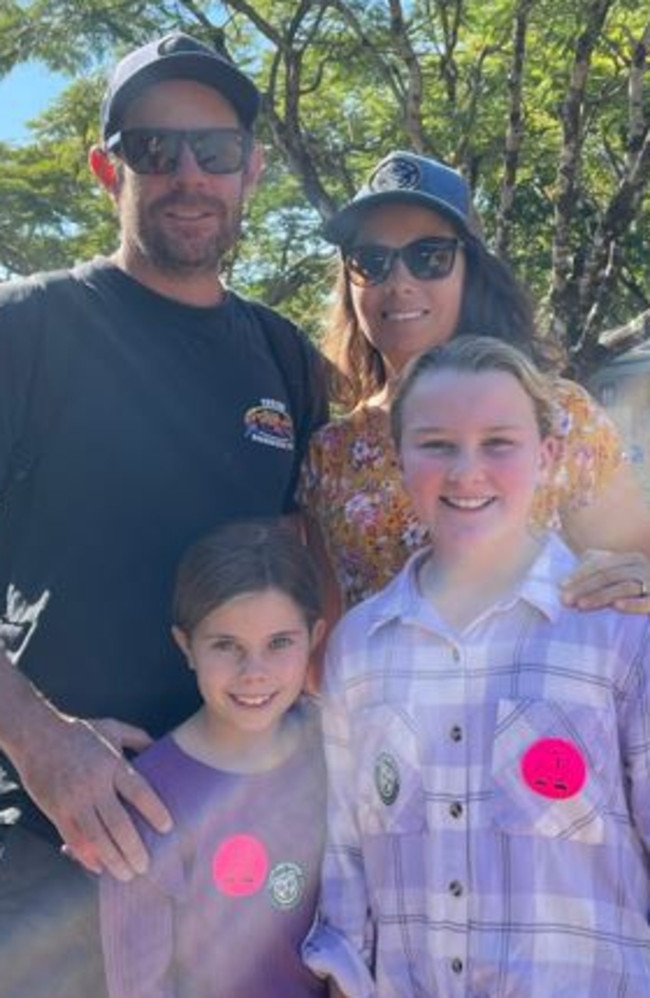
[0,259,327,840]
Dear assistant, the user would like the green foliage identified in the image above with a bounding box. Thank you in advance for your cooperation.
[1,0,649,370]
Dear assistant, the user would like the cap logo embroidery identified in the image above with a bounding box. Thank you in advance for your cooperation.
[370,157,421,193]
[374,751,400,806]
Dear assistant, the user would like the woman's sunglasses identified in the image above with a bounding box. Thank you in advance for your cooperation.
[105,127,252,175]
[343,236,463,287]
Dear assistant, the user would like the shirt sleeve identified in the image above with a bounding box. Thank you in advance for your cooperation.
[546,379,625,520]
[0,281,43,493]
[303,634,376,994]
[617,618,650,854]
[100,869,175,998]
[305,339,330,435]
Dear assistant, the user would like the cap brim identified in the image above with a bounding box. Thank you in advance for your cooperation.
[323,190,473,246]
[103,53,259,138]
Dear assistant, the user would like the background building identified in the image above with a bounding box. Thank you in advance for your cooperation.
[589,341,650,501]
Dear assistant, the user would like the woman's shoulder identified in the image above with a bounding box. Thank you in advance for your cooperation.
[310,404,387,445]
[550,376,616,439]
[552,376,601,417]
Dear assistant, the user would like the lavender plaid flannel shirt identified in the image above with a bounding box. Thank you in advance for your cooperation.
[304,535,650,997]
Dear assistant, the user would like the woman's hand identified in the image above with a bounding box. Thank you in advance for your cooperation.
[561,548,650,613]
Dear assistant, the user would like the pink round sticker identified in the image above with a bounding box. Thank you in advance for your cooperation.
[521,737,586,800]
[212,834,269,897]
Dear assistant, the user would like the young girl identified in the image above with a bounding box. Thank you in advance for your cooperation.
[304,337,650,997]
[100,519,327,997]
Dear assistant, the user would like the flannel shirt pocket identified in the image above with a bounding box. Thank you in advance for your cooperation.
[489,697,617,844]
[352,704,426,836]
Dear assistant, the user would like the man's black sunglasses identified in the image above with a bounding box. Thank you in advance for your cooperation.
[343,236,464,287]
[105,127,252,175]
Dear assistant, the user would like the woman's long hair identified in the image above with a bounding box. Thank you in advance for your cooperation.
[322,238,563,411]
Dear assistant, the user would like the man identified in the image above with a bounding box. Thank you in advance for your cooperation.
[0,32,326,994]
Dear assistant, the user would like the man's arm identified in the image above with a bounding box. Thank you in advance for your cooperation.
[0,644,172,880]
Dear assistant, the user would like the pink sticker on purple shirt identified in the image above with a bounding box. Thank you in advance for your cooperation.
[521,737,586,800]
[212,833,269,897]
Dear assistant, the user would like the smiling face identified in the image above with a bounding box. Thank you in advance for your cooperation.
[348,202,466,380]
[173,588,320,755]
[106,77,263,296]
[397,368,556,561]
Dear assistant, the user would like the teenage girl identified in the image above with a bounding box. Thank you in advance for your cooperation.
[305,336,650,997]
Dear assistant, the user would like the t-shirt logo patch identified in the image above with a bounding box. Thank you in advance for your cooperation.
[243,398,294,451]
[267,860,305,910]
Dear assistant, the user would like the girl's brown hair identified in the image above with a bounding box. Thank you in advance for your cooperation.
[172,519,323,635]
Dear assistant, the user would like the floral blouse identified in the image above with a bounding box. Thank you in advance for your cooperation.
[299,378,624,608]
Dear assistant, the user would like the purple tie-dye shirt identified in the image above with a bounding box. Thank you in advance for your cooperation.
[102,699,326,997]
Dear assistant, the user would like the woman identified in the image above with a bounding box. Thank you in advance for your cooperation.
[300,150,650,613]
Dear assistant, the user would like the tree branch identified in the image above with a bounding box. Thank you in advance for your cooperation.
[494,0,534,260]
[549,0,614,344]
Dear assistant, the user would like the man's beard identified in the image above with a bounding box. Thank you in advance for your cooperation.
[129,191,244,275]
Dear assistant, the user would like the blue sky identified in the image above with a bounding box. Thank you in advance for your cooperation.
[0,62,68,143]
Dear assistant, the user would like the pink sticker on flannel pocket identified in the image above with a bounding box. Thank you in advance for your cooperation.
[521,737,586,800]
[212,834,269,897]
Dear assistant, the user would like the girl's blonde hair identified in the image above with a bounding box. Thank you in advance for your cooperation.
[390,335,557,447]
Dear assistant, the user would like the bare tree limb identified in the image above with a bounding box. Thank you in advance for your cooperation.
[494,0,534,260]
[387,0,424,150]
[574,22,650,361]
[549,0,614,344]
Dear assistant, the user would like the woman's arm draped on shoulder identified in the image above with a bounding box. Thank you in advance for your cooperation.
[550,380,650,611]
[549,378,649,552]
[560,462,650,557]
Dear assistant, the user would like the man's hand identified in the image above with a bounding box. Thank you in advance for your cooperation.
[16,713,172,881]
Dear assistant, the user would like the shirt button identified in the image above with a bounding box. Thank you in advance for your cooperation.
[449,880,463,897]
[449,725,463,742]
[449,801,464,819]
[451,957,463,974]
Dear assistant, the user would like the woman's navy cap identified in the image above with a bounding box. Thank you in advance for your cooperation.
[101,32,260,141]
[324,151,477,246]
